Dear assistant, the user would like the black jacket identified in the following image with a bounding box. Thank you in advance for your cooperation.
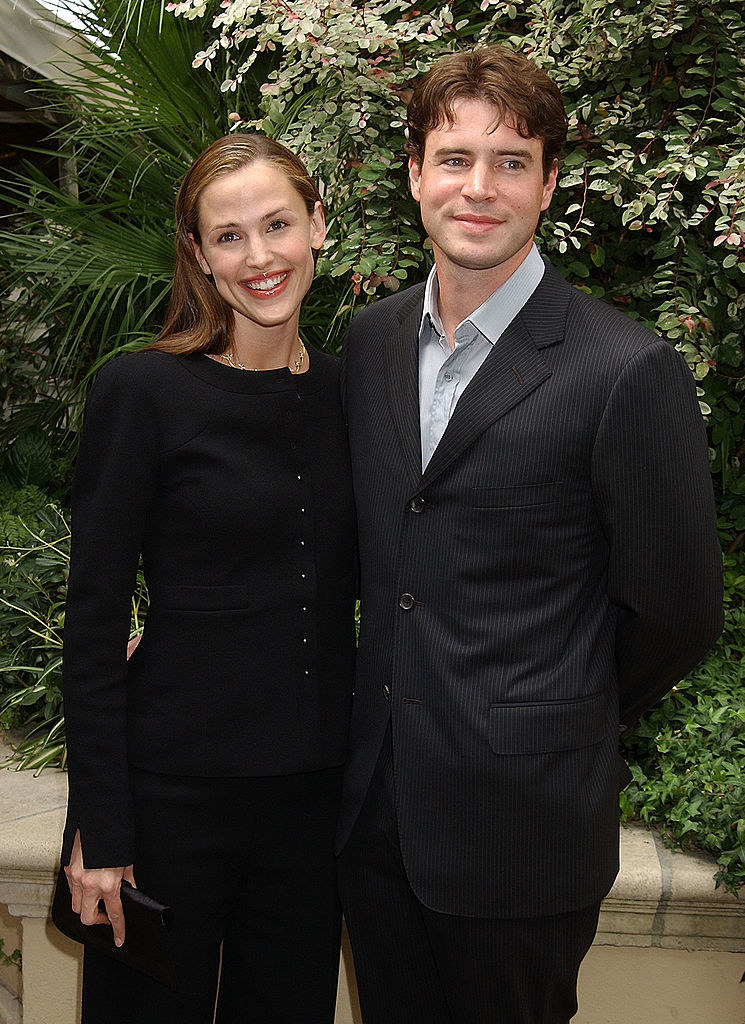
[63,348,357,867]
[337,260,722,918]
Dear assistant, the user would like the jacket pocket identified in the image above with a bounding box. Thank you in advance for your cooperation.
[471,481,562,509]
[488,691,607,755]
[159,583,251,611]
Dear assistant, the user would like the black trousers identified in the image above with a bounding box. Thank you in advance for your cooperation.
[81,765,343,1024]
[337,738,601,1024]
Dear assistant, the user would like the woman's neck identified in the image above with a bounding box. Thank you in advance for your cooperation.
[230,320,304,372]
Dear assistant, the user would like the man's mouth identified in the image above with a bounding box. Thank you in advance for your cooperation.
[453,214,504,228]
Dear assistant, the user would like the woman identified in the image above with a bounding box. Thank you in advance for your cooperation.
[61,134,357,1023]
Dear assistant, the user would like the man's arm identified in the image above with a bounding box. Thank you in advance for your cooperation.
[591,339,723,729]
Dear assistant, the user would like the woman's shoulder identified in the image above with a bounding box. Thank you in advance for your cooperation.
[93,349,186,391]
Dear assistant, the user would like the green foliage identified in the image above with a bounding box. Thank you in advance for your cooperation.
[0,0,258,457]
[0,508,69,769]
[166,0,745,545]
[0,938,21,971]
[1,0,743,886]
[0,483,49,545]
[0,506,149,770]
[621,554,745,891]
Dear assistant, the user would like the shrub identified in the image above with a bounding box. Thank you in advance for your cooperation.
[621,554,745,891]
[0,506,147,769]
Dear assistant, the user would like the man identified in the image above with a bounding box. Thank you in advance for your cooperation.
[336,46,723,1023]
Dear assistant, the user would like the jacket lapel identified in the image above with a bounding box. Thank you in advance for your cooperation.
[420,262,568,488]
[384,285,426,488]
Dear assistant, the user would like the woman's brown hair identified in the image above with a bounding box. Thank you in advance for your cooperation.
[406,46,567,181]
[150,134,323,356]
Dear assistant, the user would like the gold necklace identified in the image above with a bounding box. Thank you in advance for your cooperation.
[220,339,306,374]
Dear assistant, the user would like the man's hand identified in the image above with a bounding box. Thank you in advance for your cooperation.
[64,830,135,947]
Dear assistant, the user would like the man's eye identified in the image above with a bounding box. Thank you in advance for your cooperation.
[445,158,466,167]
[503,160,525,171]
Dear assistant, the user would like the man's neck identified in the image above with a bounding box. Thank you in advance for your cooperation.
[434,243,534,349]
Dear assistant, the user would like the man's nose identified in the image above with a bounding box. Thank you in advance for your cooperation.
[461,163,496,202]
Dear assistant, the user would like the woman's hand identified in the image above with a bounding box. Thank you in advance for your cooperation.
[65,830,136,947]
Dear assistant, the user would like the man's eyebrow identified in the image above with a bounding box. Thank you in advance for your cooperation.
[429,145,536,161]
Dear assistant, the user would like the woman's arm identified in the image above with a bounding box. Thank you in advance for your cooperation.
[63,355,160,870]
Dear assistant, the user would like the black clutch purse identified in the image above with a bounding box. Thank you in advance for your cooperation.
[51,867,177,990]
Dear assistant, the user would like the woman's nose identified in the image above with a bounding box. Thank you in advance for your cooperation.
[244,237,273,270]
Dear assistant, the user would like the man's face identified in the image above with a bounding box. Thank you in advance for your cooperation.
[409,98,557,289]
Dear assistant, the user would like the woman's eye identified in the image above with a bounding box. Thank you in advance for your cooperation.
[268,219,288,232]
[218,231,240,243]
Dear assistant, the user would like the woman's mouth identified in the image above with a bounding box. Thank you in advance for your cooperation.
[241,271,291,297]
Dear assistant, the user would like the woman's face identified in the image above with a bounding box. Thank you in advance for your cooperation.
[189,160,326,339]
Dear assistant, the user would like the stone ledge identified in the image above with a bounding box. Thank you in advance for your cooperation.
[597,823,745,952]
[0,750,66,919]
[0,744,743,951]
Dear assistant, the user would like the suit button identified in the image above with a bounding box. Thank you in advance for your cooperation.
[383,683,391,702]
[399,593,415,610]
[409,496,425,513]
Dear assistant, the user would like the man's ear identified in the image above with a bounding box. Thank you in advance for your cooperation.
[408,156,422,203]
[188,232,212,276]
[541,159,559,212]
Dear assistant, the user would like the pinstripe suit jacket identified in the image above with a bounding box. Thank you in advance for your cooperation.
[337,259,723,919]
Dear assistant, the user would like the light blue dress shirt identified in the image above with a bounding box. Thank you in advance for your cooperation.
[418,244,545,470]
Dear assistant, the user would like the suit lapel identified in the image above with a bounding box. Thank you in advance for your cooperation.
[384,285,425,488]
[421,262,569,488]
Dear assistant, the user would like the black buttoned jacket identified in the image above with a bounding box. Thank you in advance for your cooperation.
[62,349,357,868]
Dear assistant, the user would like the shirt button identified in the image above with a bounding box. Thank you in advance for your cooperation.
[399,593,415,610]
[383,683,391,702]
[409,496,425,513]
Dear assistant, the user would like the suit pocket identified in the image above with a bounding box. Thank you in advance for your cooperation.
[471,480,563,509]
[488,692,606,754]
[159,583,251,611]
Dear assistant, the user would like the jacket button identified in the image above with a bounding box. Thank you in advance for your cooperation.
[383,683,391,702]
[399,593,415,610]
[409,496,425,513]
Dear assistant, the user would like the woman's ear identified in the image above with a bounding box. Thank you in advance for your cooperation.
[309,201,327,252]
[188,232,212,276]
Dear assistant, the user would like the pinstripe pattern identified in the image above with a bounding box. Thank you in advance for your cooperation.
[338,733,601,1023]
[338,258,723,920]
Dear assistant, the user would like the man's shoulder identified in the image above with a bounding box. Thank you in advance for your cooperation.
[537,259,667,363]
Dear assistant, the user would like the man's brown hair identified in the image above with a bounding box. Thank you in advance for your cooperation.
[406,46,567,181]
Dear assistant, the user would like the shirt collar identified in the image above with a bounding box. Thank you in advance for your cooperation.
[419,243,545,346]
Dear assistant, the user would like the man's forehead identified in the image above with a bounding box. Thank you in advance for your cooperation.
[433,99,522,132]
[424,102,541,153]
